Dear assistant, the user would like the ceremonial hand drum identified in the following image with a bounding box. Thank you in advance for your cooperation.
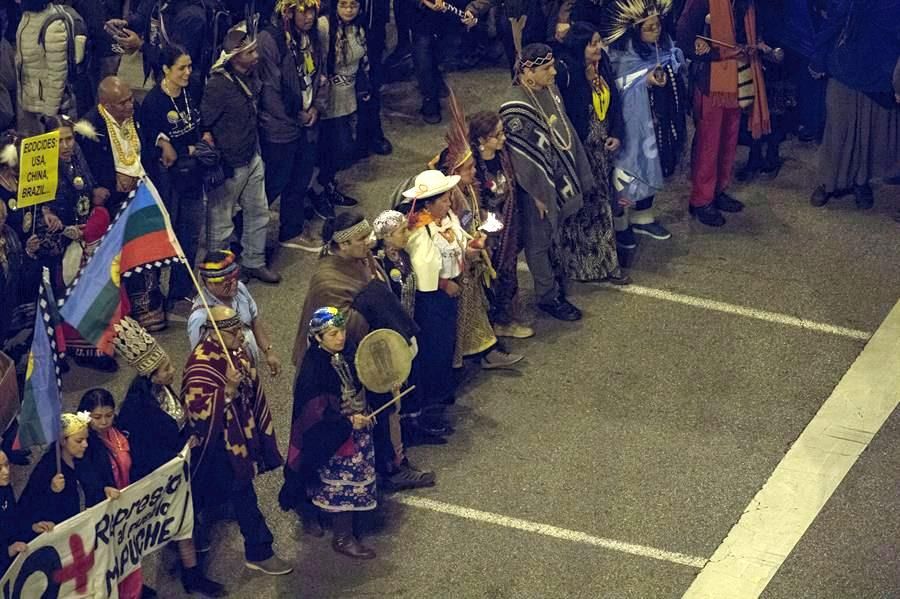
[354,329,413,393]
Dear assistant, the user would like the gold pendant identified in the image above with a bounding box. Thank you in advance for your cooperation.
[73,176,85,190]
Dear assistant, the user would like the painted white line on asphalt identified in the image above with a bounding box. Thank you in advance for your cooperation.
[683,300,900,599]
[603,284,872,340]
[395,495,707,569]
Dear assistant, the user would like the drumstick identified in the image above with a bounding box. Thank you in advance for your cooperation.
[695,34,736,49]
[368,385,417,419]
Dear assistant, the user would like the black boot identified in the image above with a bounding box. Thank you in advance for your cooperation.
[332,513,375,559]
[736,145,764,182]
[181,565,226,597]
[760,141,782,179]
[300,501,324,537]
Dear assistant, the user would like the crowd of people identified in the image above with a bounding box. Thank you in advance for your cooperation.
[0,0,897,595]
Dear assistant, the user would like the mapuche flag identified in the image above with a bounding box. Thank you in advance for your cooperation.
[16,269,65,447]
[61,179,181,354]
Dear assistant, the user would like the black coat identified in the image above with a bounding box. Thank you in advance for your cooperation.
[0,485,18,576]
[79,106,143,214]
[18,445,113,539]
[117,376,188,480]
[555,49,624,143]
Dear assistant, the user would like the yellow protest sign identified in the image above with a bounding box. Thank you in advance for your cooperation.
[16,130,60,209]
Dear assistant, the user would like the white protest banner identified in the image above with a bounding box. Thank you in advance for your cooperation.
[1,446,193,599]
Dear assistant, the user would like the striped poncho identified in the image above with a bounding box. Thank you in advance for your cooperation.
[182,337,283,484]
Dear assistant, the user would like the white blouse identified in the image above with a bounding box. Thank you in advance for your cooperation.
[406,211,471,292]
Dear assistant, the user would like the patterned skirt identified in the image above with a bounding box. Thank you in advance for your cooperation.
[453,261,497,367]
[551,117,620,282]
[312,429,377,513]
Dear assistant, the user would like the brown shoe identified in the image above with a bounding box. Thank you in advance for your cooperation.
[332,535,376,559]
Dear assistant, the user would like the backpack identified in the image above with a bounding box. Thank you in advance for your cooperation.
[37,4,88,77]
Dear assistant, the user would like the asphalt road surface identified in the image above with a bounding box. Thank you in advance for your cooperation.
[52,63,900,599]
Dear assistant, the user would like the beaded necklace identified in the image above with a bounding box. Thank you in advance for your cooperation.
[98,105,139,167]
[521,83,573,152]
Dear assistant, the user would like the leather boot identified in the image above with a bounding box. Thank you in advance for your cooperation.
[332,513,375,559]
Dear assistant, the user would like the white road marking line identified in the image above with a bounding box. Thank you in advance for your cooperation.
[514,262,872,339]
[395,495,708,569]
[603,284,872,340]
[683,300,900,599]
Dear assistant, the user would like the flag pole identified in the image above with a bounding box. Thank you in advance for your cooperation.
[181,257,236,370]
[143,178,236,370]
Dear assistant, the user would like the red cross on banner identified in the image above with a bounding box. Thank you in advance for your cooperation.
[52,534,95,594]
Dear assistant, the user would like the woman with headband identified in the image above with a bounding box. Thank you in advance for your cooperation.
[19,412,120,539]
[282,307,378,559]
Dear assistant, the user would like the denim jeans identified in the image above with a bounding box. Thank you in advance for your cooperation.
[207,153,270,269]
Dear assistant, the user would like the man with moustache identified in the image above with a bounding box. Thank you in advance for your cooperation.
[201,23,281,284]
[79,76,144,219]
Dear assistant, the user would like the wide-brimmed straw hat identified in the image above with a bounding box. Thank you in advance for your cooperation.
[401,170,460,201]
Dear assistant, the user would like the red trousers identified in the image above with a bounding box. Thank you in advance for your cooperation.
[690,89,741,207]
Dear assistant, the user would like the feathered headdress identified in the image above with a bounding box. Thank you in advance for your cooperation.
[429,87,472,174]
[601,0,673,45]
[0,131,19,168]
[72,119,99,142]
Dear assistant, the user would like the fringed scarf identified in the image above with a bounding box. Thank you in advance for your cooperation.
[708,0,770,138]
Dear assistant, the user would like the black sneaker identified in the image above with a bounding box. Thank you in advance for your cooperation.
[853,184,874,209]
[810,185,830,207]
[689,203,726,227]
[632,221,672,240]
[309,189,336,220]
[327,185,359,207]
[370,137,393,155]
[537,298,582,321]
[421,98,441,124]
[714,192,744,213]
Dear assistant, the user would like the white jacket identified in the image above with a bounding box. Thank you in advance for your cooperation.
[16,6,74,116]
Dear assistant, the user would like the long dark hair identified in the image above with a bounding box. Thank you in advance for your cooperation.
[561,21,599,66]
[325,0,367,76]
[159,43,190,72]
[615,16,673,59]
[78,388,116,412]
[467,111,504,187]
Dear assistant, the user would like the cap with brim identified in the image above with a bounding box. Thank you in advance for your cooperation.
[211,26,258,72]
